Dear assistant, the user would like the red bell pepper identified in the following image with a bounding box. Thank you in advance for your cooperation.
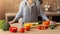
[37,26,42,30]
[9,26,17,33]
[20,28,25,33]
[25,26,30,31]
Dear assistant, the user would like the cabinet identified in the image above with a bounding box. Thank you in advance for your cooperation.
[44,11,60,22]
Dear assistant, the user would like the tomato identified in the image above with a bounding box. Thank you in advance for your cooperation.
[37,26,45,30]
[37,25,48,30]
[9,26,17,33]
[41,26,44,30]
[42,26,48,30]
[37,26,42,30]
[43,21,50,26]
[25,26,30,31]
[45,26,48,29]
[20,28,25,33]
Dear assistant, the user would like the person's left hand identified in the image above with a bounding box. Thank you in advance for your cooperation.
[49,21,56,25]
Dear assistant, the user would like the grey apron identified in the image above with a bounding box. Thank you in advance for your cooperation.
[23,2,38,22]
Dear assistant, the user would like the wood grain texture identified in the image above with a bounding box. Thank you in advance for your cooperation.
[0,23,60,34]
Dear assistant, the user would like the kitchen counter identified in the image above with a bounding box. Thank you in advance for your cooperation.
[0,23,60,34]
[44,11,60,16]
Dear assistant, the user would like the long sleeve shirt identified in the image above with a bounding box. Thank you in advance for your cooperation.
[15,0,49,22]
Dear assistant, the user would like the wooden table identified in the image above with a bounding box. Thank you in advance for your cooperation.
[0,22,60,34]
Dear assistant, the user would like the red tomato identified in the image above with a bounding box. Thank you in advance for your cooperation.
[25,26,30,31]
[37,25,48,30]
[9,26,17,33]
[43,21,50,26]
[45,26,48,29]
[37,26,42,30]
[41,26,45,30]
[20,28,25,33]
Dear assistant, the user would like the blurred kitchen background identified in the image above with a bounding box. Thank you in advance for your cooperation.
[0,0,60,22]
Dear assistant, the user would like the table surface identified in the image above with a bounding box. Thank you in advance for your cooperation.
[0,23,60,34]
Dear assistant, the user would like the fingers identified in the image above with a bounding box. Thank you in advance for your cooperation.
[8,21,14,24]
[50,21,56,25]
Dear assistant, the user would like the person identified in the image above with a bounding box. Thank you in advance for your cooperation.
[8,0,55,28]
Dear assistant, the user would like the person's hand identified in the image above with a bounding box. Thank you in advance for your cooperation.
[49,21,56,25]
[8,18,16,24]
[8,21,14,24]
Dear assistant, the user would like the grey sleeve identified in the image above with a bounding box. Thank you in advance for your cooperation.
[40,8,49,20]
[36,0,49,21]
[15,4,23,20]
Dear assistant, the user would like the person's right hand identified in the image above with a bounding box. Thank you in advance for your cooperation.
[8,21,14,24]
